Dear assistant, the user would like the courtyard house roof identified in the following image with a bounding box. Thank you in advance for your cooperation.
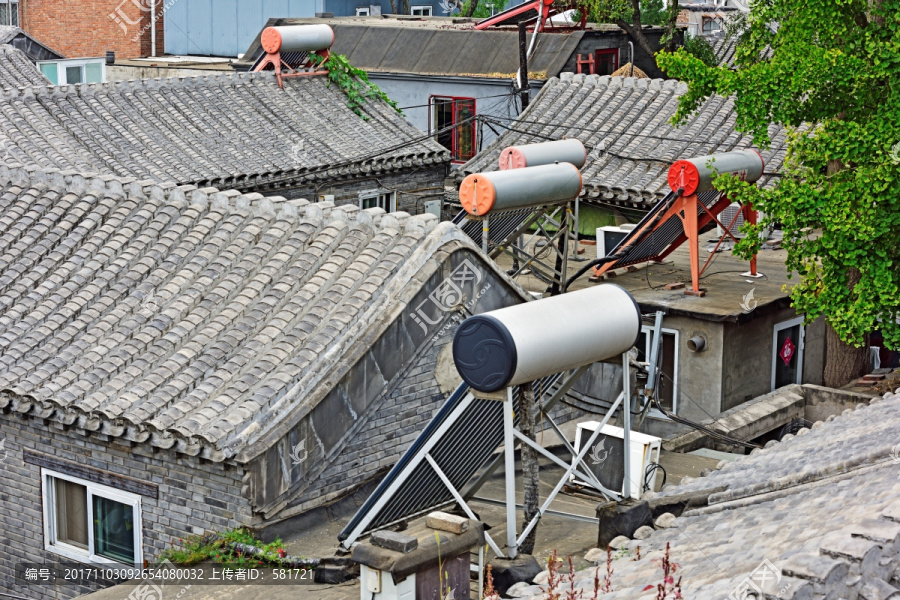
[0,71,448,192]
[0,166,491,465]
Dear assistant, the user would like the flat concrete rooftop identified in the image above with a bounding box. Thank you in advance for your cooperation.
[498,231,793,322]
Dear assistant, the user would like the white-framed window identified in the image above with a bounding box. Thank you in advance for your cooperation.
[635,326,679,417]
[37,58,106,86]
[359,190,397,212]
[410,5,433,15]
[0,1,18,26]
[355,6,370,15]
[41,469,143,567]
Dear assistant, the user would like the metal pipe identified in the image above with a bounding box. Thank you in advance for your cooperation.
[622,353,632,499]
[151,0,157,57]
[503,387,518,558]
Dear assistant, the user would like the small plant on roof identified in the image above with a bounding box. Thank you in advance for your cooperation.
[642,542,683,599]
[312,53,402,121]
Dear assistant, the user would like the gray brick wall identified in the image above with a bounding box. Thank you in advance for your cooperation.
[0,415,252,600]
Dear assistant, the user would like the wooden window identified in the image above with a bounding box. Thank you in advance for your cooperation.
[430,96,477,163]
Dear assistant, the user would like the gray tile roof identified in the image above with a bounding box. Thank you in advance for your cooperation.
[511,391,900,598]
[0,71,448,190]
[0,44,50,90]
[456,72,789,207]
[238,19,585,79]
[703,31,774,68]
[0,165,479,463]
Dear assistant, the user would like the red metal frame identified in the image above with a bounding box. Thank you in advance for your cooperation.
[594,48,619,75]
[576,53,595,74]
[429,95,477,163]
[592,193,759,297]
[253,49,330,89]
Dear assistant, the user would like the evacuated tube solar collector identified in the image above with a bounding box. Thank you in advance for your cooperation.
[452,285,641,393]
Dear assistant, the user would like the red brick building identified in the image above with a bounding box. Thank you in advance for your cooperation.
[20,0,164,59]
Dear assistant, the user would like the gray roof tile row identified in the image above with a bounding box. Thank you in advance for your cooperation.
[0,165,472,462]
[0,44,48,91]
[0,69,448,189]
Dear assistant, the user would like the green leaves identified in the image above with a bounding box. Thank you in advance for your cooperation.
[659,0,900,349]
[313,53,402,120]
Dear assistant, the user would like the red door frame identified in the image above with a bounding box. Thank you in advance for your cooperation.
[429,95,477,163]
[594,48,619,75]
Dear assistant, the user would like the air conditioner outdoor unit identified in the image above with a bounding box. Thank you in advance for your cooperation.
[570,422,661,499]
[596,224,636,259]
[716,202,744,238]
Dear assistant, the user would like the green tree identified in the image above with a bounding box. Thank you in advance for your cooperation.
[657,0,900,386]
[640,0,667,26]
[682,34,718,67]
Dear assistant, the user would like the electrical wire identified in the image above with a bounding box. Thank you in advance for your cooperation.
[655,369,761,449]
[644,462,666,491]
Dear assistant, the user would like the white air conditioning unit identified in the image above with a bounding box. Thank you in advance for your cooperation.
[596,224,636,259]
[571,422,661,499]
[716,202,744,238]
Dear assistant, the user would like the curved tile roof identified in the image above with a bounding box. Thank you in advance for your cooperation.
[0,71,448,190]
[0,44,49,91]
[456,73,788,208]
[0,165,475,463]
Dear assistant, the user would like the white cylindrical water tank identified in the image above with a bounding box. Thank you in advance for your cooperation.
[452,284,641,393]
[498,139,587,170]
[261,24,335,54]
[459,163,582,216]
[667,149,764,196]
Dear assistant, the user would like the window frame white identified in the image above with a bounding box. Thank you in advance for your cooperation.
[36,58,107,86]
[0,0,18,27]
[639,325,679,418]
[41,468,144,567]
[771,316,805,391]
[410,5,433,15]
[358,190,397,212]
[355,6,370,15]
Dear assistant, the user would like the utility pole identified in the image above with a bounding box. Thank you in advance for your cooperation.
[517,22,530,111]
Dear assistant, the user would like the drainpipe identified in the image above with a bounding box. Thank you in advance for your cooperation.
[151,0,157,57]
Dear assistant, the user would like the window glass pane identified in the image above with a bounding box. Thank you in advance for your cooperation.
[40,63,58,85]
[85,63,103,83]
[92,495,136,564]
[433,98,453,150]
[361,196,378,210]
[54,479,89,549]
[65,66,84,85]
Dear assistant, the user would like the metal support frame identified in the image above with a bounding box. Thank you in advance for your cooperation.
[253,49,330,89]
[496,352,633,558]
[475,201,574,293]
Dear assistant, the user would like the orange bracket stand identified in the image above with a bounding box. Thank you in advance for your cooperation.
[253,49,330,90]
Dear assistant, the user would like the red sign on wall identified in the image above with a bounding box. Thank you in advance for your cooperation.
[780,337,796,366]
